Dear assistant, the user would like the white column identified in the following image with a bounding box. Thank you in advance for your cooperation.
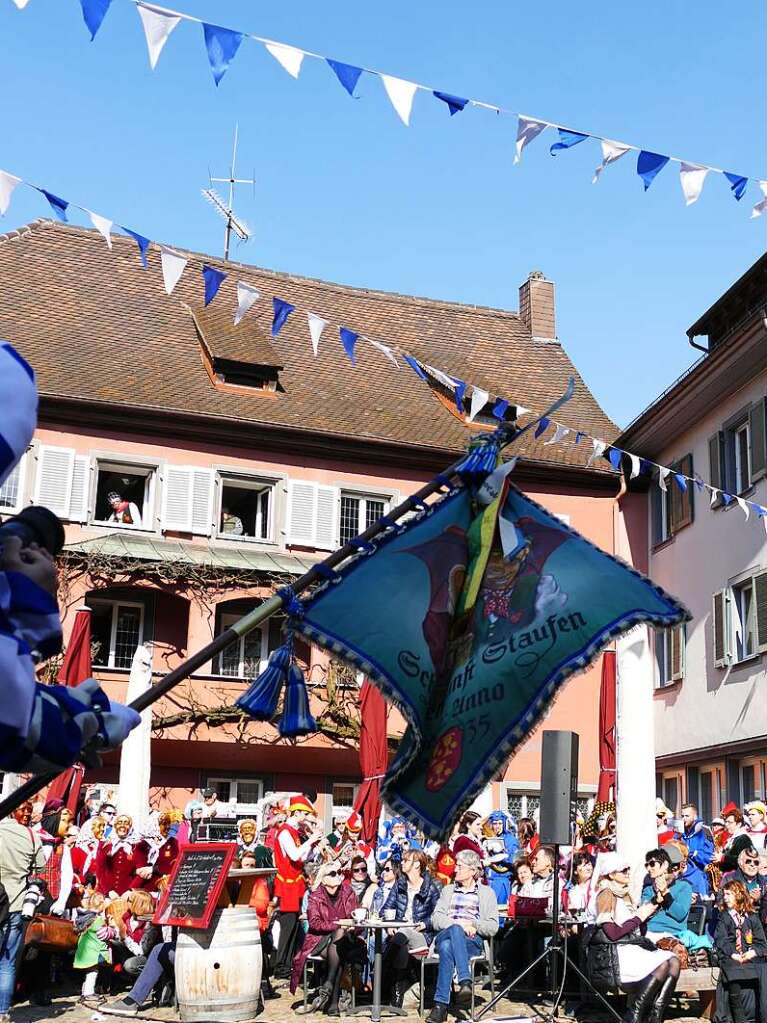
[616,626,656,900]
[1,773,21,798]
[118,644,153,829]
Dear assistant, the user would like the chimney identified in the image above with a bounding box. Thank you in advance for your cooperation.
[519,270,556,341]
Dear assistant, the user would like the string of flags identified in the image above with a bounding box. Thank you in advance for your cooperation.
[8,0,767,218]
[1,158,764,528]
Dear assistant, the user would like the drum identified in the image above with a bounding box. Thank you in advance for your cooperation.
[175,907,262,1022]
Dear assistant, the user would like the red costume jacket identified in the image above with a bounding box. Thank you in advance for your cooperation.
[273,823,306,913]
[147,837,179,891]
[95,839,148,895]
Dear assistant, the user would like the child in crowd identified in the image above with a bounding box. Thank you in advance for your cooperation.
[73,891,111,998]
[714,879,767,1023]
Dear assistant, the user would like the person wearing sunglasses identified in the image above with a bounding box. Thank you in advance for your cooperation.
[348,856,371,900]
[640,847,693,943]
[717,846,767,918]
[291,861,366,1015]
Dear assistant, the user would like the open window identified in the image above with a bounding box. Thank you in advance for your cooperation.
[94,461,155,529]
[217,474,274,542]
[90,599,145,669]
[654,625,685,687]
[205,777,265,815]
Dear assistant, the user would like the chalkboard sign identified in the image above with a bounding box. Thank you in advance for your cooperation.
[153,842,236,930]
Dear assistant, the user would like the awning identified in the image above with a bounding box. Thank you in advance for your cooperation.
[64,531,318,575]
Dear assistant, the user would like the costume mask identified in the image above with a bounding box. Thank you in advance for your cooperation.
[114,815,132,839]
[239,820,256,844]
[12,801,32,826]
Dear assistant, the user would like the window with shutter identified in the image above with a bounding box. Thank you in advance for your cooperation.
[709,432,724,504]
[33,445,75,518]
[754,570,767,653]
[750,399,767,482]
[190,470,213,535]
[0,457,25,513]
[68,456,91,522]
[315,485,339,550]
[287,481,316,545]
[669,454,694,533]
[712,589,729,668]
[670,624,685,681]
[162,467,193,531]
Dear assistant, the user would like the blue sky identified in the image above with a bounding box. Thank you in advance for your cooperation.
[1,0,764,428]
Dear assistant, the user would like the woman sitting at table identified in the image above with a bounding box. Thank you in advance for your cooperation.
[587,852,680,1023]
[427,849,499,1023]
[291,861,367,1015]
[380,850,442,1007]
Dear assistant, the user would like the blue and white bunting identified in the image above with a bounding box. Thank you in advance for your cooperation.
[79,0,113,40]
[752,182,767,219]
[87,210,113,249]
[637,150,670,191]
[467,386,489,422]
[0,171,21,215]
[515,116,548,163]
[271,296,295,336]
[339,327,359,364]
[265,41,304,79]
[202,264,226,306]
[725,172,748,201]
[136,2,181,70]
[679,162,708,206]
[326,59,363,97]
[367,337,398,366]
[433,91,468,116]
[550,128,589,155]
[160,245,187,295]
[122,227,151,268]
[202,22,243,86]
[592,140,631,183]
[234,282,259,325]
[381,75,418,126]
[38,189,69,222]
[307,312,327,356]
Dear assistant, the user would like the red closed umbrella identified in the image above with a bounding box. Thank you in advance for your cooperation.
[353,680,388,846]
[597,650,617,803]
[45,608,92,814]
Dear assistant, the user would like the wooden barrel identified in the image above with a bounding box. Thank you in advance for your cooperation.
[175,907,262,1022]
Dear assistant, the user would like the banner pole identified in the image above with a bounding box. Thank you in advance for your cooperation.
[0,379,575,820]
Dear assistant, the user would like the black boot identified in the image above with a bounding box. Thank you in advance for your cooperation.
[427,1004,448,1023]
[647,975,678,1023]
[390,971,409,1009]
[623,975,662,1023]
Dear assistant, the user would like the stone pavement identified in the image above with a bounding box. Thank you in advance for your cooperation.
[7,979,709,1023]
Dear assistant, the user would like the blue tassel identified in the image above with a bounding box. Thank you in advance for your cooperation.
[236,643,291,720]
[456,437,500,483]
[279,664,317,737]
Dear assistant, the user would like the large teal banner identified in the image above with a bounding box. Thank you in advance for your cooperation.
[299,479,688,838]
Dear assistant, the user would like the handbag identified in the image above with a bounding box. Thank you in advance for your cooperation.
[655,936,689,969]
[507,895,548,920]
[24,914,78,952]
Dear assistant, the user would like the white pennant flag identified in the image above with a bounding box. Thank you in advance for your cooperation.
[87,210,113,249]
[307,312,327,356]
[736,496,751,521]
[514,116,548,164]
[709,486,720,507]
[381,75,418,126]
[367,337,399,366]
[160,246,187,295]
[752,181,767,219]
[515,404,530,417]
[544,425,570,446]
[592,139,631,183]
[234,282,260,325]
[679,162,709,206]
[467,386,490,423]
[136,3,181,70]
[0,170,21,216]
[11,0,31,7]
[658,466,670,492]
[587,439,607,466]
[265,41,305,79]
[628,453,641,479]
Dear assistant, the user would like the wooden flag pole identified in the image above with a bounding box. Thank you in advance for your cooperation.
[0,380,574,820]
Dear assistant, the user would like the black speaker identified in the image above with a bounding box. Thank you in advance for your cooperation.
[539,730,579,845]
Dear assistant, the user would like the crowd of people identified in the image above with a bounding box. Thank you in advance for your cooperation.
[6,787,767,1022]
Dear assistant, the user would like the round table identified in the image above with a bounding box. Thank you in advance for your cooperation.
[337,918,410,1021]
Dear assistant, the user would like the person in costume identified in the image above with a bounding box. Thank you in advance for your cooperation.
[376,817,421,866]
[452,811,485,859]
[107,491,142,528]
[273,794,325,979]
[237,818,260,856]
[94,814,149,897]
[674,803,714,895]
[746,801,767,851]
[656,800,676,846]
[143,812,179,892]
[482,811,519,903]
[74,890,112,999]
[719,807,753,874]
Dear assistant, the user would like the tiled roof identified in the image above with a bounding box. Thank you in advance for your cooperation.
[0,220,617,470]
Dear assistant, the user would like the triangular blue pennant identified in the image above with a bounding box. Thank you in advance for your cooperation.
[550,129,589,155]
[453,379,466,413]
[534,417,550,439]
[674,474,688,492]
[608,447,623,470]
[271,297,295,336]
[721,492,734,506]
[574,431,585,444]
[403,355,428,381]
[724,172,748,201]
[433,91,468,116]
[339,327,359,364]
[79,0,113,40]
[202,264,226,307]
[492,398,509,420]
[202,22,244,86]
[756,506,767,518]
[637,150,670,191]
[326,59,363,97]
[38,189,69,222]
[122,227,151,269]
[693,475,706,492]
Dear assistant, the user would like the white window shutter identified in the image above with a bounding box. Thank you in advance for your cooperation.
[162,466,193,531]
[315,486,338,550]
[287,481,316,545]
[34,445,75,518]
[712,589,730,668]
[754,570,767,653]
[190,469,214,535]
[670,625,685,681]
[68,456,91,523]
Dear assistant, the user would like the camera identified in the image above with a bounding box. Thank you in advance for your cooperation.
[0,506,65,557]
[20,879,45,919]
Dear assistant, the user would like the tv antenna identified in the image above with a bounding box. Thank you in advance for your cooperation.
[202,123,255,260]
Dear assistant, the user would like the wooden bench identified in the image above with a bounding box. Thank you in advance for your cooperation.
[677,966,719,1020]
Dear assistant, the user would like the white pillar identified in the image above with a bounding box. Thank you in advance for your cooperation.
[1,773,21,799]
[118,644,153,829]
[616,626,656,900]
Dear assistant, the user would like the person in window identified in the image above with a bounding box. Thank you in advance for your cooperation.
[107,492,142,528]
[200,787,220,819]
[220,504,244,536]
[427,849,499,1023]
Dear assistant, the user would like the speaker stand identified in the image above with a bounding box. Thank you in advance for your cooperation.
[477,845,623,1023]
